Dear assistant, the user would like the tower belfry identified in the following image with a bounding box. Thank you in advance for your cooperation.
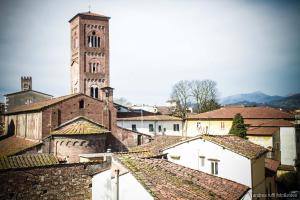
[69,12,110,100]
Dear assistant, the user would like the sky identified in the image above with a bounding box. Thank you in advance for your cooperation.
[0,0,299,105]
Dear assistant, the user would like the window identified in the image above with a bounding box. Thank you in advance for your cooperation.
[132,124,137,132]
[221,122,225,130]
[149,124,154,132]
[197,122,201,128]
[90,86,99,99]
[79,99,84,109]
[137,135,142,145]
[87,31,101,48]
[199,156,205,167]
[158,125,162,132]
[173,124,179,131]
[211,161,219,175]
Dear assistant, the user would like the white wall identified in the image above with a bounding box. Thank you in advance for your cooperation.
[92,170,154,200]
[163,139,253,188]
[280,127,297,166]
[92,170,112,200]
[117,120,183,136]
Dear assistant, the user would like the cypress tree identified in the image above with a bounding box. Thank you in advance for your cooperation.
[229,113,247,138]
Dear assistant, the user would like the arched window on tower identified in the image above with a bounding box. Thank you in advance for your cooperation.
[90,86,99,99]
[87,31,101,48]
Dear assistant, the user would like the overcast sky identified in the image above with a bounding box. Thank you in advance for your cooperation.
[0,0,299,105]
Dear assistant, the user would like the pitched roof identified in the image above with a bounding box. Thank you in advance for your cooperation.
[163,135,268,159]
[69,11,110,22]
[4,89,53,97]
[247,127,279,136]
[129,136,186,157]
[51,116,109,135]
[0,136,42,157]
[118,114,182,121]
[202,135,268,159]
[6,93,80,114]
[116,155,249,200]
[265,158,280,173]
[188,106,294,120]
[0,154,59,170]
[245,119,294,127]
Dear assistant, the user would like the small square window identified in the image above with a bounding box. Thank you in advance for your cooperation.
[173,124,179,131]
[149,124,154,132]
[132,124,137,132]
[211,161,219,175]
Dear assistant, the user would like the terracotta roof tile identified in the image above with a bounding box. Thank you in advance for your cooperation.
[202,135,268,159]
[156,106,174,115]
[6,93,80,114]
[51,116,109,135]
[116,155,249,200]
[188,107,294,120]
[0,136,42,157]
[129,136,186,157]
[0,154,59,170]
[118,114,182,121]
[265,158,280,173]
[245,119,294,127]
[247,127,279,136]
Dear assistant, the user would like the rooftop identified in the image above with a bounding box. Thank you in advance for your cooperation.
[6,93,82,114]
[244,119,294,127]
[0,154,59,170]
[51,116,109,135]
[129,136,186,157]
[116,155,249,200]
[4,89,53,97]
[163,135,268,159]
[117,114,182,121]
[247,127,279,136]
[202,135,268,159]
[0,136,42,157]
[69,11,110,22]
[188,106,294,120]
[265,158,280,173]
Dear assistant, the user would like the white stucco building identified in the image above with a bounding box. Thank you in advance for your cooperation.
[92,154,251,200]
[117,115,183,136]
[162,135,270,197]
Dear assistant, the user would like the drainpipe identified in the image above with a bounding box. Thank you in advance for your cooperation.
[115,169,119,200]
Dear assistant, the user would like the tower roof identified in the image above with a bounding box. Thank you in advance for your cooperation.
[69,11,110,22]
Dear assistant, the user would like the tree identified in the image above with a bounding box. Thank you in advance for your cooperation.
[190,80,220,113]
[170,80,191,118]
[229,113,247,138]
[114,97,132,107]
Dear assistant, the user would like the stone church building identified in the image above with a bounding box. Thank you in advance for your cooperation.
[1,12,151,162]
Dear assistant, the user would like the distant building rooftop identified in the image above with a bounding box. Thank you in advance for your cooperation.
[117,114,181,121]
[187,106,294,120]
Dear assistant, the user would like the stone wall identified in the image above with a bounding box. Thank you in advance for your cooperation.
[108,127,151,151]
[0,162,110,200]
[48,134,107,163]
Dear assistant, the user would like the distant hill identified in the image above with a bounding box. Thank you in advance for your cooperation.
[221,92,300,109]
[221,91,284,105]
[268,94,300,109]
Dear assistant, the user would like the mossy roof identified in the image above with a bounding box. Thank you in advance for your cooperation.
[0,153,59,170]
[116,154,249,200]
[51,116,109,135]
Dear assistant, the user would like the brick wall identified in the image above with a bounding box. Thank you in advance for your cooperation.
[0,162,110,200]
[41,95,116,138]
[48,134,107,163]
[108,127,151,151]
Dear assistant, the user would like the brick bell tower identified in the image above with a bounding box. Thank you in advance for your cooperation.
[69,11,111,100]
